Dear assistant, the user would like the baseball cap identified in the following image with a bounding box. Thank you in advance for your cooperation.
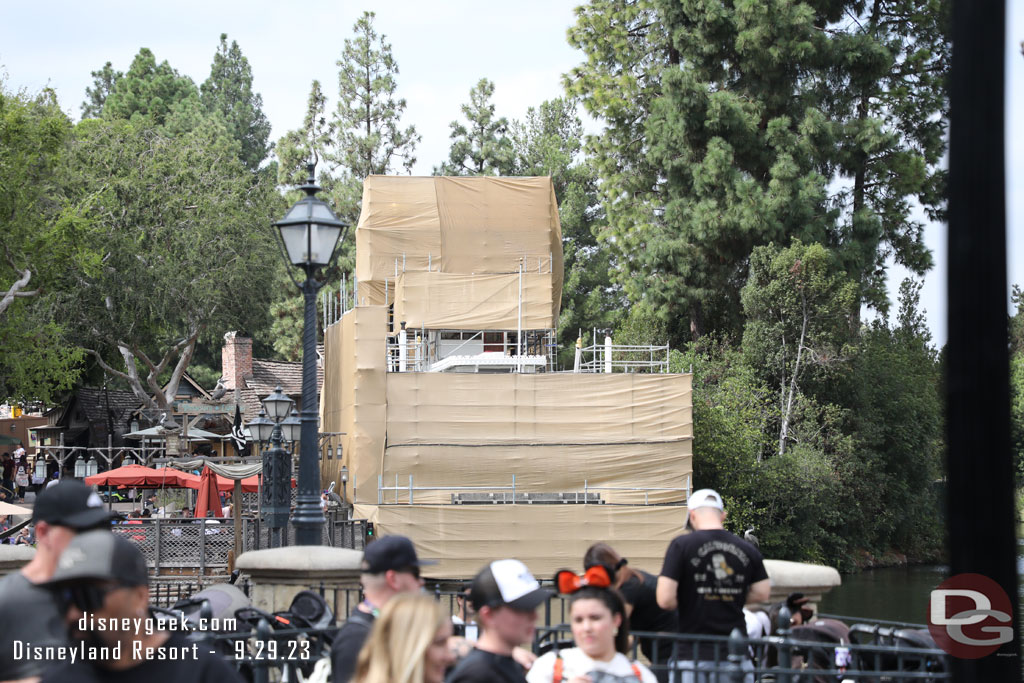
[44,530,149,587]
[32,480,118,530]
[470,559,553,611]
[361,535,437,574]
[687,488,724,511]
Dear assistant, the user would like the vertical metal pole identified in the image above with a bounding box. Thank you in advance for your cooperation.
[291,274,325,546]
[946,0,1019,677]
[154,519,162,577]
[409,475,413,504]
[518,259,523,373]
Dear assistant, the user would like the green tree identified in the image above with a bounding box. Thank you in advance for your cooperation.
[327,11,419,223]
[741,241,857,457]
[276,80,333,188]
[438,78,514,176]
[102,48,199,126]
[200,34,272,171]
[567,0,950,341]
[1010,286,1024,482]
[0,85,85,401]
[81,62,122,119]
[55,118,283,426]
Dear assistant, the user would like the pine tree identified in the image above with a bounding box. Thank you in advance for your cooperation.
[81,62,122,119]
[200,34,272,171]
[332,11,418,179]
[438,78,514,176]
[102,48,199,126]
[567,0,950,342]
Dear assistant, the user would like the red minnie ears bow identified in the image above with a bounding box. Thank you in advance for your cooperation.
[555,565,612,594]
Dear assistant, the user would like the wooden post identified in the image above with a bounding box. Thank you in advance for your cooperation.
[233,479,243,560]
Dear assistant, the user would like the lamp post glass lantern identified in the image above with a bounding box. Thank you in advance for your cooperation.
[273,162,347,546]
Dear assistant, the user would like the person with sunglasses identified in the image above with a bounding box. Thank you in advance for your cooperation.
[330,535,434,683]
[38,530,243,683]
[0,480,117,683]
[527,566,657,683]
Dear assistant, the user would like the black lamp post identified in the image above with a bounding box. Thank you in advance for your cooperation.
[248,389,297,548]
[272,163,347,546]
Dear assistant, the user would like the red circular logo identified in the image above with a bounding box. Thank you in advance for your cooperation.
[928,573,1014,659]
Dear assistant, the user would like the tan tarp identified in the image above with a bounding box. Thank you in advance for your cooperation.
[392,271,555,331]
[355,503,686,579]
[381,373,692,505]
[355,176,564,325]
[386,373,692,444]
[320,306,388,494]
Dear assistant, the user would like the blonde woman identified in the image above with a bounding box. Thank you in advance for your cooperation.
[353,593,455,683]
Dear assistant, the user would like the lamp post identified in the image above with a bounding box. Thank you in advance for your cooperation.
[248,389,296,548]
[273,163,347,546]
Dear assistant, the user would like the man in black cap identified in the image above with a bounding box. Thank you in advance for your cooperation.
[38,530,243,682]
[329,535,433,683]
[446,559,552,683]
[0,480,116,683]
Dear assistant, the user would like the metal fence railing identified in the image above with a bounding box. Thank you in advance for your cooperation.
[144,579,952,683]
[117,515,368,573]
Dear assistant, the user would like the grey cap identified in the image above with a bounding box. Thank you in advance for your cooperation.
[44,530,148,587]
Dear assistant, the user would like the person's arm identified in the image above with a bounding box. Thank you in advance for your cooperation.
[746,578,772,606]
[656,576,678,611]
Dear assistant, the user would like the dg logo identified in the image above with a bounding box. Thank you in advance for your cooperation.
[928,573,1014,659]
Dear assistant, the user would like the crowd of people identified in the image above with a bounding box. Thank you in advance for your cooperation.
[0,483,774,683]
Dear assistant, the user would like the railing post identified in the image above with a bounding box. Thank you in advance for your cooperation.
[154,519,162,577]
[251,617,271,683]
[409,474,414,504]
[378,475,383,505]
[199,519,207,576]
[776,606,792,683]
[727,627,746,683]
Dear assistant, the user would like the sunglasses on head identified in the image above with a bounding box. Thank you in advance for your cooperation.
[58,582,119,613]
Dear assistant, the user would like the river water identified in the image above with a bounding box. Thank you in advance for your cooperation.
[818,540,1024,625]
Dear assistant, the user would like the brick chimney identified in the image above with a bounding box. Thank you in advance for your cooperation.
[221,331,253,391]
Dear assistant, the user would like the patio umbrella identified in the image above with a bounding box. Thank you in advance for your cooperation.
[85,464,189,488]
[0,501,32,516]
[194,466,223,518]
[177,471,293,493]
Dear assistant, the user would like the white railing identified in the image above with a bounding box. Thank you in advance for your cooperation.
[377,474,691,506]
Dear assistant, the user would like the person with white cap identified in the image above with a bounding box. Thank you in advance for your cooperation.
[446,559,553,683]
[656,489,770,682]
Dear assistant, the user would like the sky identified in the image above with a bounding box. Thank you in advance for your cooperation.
[1,0,1021,348]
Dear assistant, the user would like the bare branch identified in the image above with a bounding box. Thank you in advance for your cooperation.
[0,268,36,317]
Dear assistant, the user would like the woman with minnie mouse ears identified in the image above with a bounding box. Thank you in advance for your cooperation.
[525,566,658,683]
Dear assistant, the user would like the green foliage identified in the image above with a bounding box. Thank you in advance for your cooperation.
[54,117,283,420]
[81,62,122,119]
[0,84,84,401]
[102,48,200,126]
[1010,286,1024,483]
[438,78,514,176]
[567,0,950,341]
[742,240,857,455]
[200,34,272,171]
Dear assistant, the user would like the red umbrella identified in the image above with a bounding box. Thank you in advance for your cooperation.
[194,466,224,518]
[85,464,189,488]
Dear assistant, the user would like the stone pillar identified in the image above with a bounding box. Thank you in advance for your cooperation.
[235,546,362,614]
[761,558,842,611]
[0,546,36,577]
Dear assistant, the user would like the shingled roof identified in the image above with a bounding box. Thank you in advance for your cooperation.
[74,387,139,425]
[235,349,325,419]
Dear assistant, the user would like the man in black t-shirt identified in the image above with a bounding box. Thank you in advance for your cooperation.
[446,559,553,683]
[40,530,242,683]
[657,489,771,682]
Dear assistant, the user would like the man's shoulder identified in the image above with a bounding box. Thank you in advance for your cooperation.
[330,610,375,652]
[447,648,525,683]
